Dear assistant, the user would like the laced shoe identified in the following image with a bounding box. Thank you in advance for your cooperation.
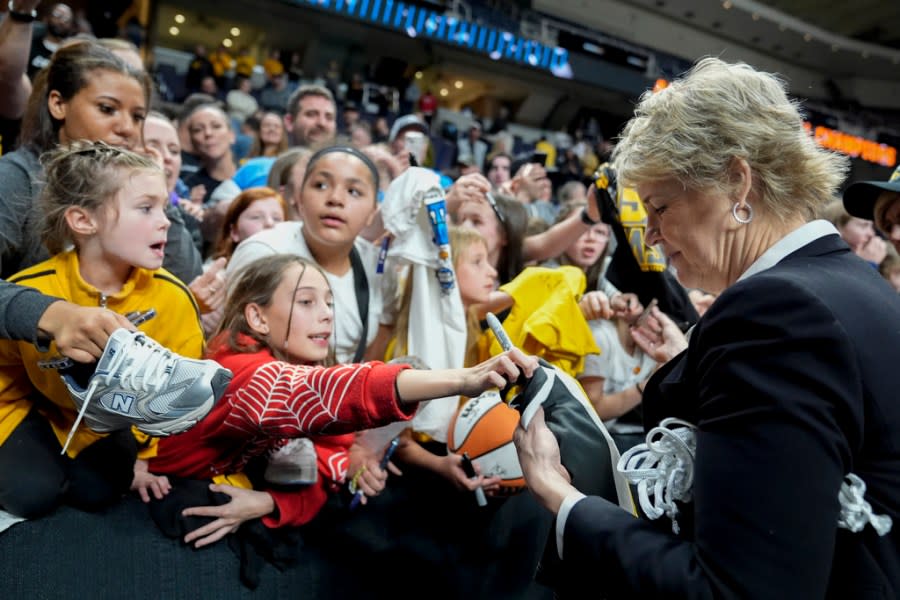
[59,328,232,454]
[264,438,318,485]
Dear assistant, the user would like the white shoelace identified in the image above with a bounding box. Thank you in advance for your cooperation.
[60,334,175,455]
[617,418,697,534]
[838,473,893,536]
[617,420,892,539]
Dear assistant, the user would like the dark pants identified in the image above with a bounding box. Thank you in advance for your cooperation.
[308,442,555,600]
[0,407,137,518]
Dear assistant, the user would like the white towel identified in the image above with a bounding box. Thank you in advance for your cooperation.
[362,168,467,447]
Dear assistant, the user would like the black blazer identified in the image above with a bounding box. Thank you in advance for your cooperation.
[554,234,900,599]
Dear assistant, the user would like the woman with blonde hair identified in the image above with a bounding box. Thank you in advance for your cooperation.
[246,111,288,160]
[516,57,900,597]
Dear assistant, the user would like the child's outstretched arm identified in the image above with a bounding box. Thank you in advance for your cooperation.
[394,348,538,404]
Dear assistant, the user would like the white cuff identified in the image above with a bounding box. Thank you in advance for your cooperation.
[556,491,587,560]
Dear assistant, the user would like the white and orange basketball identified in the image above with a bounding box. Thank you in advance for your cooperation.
[447,390,525,493]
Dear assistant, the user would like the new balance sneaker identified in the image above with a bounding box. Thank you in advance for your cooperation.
[264,438,318,486]
[59,328,232,454]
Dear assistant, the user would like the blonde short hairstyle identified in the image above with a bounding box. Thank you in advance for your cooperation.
[613,57,849,222]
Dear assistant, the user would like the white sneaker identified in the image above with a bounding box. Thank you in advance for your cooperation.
[59,328,231,454]
[264,438,318,485]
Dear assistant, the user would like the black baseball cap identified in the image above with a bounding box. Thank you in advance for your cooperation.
[843,164,900,220]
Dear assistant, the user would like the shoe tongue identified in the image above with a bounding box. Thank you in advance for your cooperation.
[96,331,131,373]
[96,330,146,377]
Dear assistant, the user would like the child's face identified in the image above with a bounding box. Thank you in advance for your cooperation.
[455,200,504,267]
[456,240,496,307]
[92,169,170,272]
[838,217,875,252]
[231,197,285,244]
[252,263,334,363]
[298,152,376,249]
[566,222,609,270]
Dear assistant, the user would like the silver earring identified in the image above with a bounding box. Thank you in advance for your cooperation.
[732,202,753,224]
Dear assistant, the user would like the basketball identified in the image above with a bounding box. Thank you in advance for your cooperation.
[447,390,526,493]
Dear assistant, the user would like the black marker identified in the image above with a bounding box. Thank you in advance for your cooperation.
[461,452,488,507]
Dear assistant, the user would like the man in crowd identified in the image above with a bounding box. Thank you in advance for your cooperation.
[284,84,336,148]
[259,71,290,113]
[27,2,73,78]
[457,121,489,175]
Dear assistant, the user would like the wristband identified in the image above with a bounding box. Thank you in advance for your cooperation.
[7,1,37,22]
[580,207,600,226]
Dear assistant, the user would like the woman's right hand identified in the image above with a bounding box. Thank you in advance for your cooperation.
[513,406,574,513]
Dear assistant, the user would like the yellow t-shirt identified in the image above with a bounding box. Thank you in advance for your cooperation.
[477,265,600,378]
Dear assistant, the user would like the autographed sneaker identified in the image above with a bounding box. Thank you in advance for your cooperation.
[59,328,232,454]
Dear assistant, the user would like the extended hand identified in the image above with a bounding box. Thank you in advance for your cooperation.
[630,305,688,363]
[189,257,227,314]
[37,302,134,362]
[445,172,491,214]
[459,348,539,397]
[579,290,612,321]
[131,459,172,503]
[181,484,275,548]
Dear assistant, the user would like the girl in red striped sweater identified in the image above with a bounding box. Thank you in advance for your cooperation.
[142,253,536,548]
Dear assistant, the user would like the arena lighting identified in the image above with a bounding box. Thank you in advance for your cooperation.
[169,26,179,36]
[222,38,233,48]
[731,0,900,63]
[803,122,897,167]
[231,27,241,36]
[582,42,604,55]
[174,14,185,24]
[291,0,570,77]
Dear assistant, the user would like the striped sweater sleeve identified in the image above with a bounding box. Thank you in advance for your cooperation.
[222,360,413,438]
